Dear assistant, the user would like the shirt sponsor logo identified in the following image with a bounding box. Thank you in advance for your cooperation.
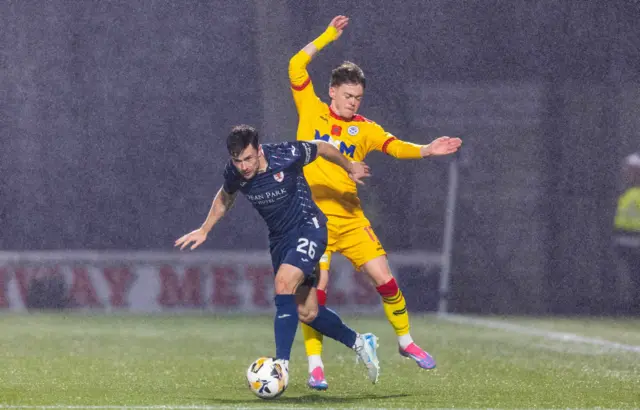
[247,187,287,205]
[314,130,356,158]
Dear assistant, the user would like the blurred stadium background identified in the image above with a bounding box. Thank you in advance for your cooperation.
[1,1,640,408]
[2,0,639,315]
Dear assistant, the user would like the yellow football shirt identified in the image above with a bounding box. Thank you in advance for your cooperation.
[289,51,402,219]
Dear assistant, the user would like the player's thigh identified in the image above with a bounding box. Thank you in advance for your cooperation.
[338,222,388,277]
[280,224,328,287]
[360,255,394,287]
[269,239,286,277]
[270,235,306,294]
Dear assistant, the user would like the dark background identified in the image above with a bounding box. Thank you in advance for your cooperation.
[2,0,639,314]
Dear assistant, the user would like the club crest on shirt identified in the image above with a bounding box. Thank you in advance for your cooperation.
[274,171,284,182]
[347,126,359,136]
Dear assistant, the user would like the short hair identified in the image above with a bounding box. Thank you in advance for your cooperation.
[226,124,259,157]
[330,61,366,89]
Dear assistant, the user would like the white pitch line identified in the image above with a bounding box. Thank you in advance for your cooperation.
[440,314,640,353]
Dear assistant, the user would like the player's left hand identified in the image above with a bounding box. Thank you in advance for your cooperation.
[422,136,462,157]
[328,15,349,40]
[348,161,371,185]
[175,228,208,251]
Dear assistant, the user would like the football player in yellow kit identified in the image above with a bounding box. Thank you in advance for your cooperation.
[289,15,462,389]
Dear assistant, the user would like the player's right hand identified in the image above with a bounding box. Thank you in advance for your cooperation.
[348,161,371,185]
[175,228,208,251]
[328,15,349,40]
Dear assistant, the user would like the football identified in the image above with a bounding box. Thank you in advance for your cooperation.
[246,357,289,399]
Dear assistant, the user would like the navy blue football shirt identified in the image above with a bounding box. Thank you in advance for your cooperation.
[222,141,328,239]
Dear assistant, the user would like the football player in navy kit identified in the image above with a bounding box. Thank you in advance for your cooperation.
[175,124,381,385]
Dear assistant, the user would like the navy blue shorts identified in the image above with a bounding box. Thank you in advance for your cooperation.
[269,223,328,278]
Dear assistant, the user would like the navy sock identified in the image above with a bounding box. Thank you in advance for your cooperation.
[274,294,298,361]
[307,306,357,348]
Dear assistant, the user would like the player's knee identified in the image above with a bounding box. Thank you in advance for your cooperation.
[274,267,302,294]
[366,270,393,287]
[375,271,394,286]
[274,277,296,294]
[361,256,394,286]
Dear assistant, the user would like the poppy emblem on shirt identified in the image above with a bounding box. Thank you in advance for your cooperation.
[331,125,342,136]
[347,126,359,136]
[274,171,284,182]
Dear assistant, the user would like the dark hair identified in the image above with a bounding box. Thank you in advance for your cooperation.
[226,124,259,157]
[330,61,366,89]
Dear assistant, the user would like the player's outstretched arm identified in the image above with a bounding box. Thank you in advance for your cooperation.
[174,186,237,251]
[419,136,463,157]
[312,141,371,185]
[289,16,348,86]
[382,136,463,159]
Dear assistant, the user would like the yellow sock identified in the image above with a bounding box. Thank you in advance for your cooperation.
[302,322,323,356]
[377,278,410,336]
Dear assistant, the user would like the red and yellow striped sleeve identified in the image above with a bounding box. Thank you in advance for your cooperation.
[366,122,424,159]
[384,139,423,159]
[288,50,320,113]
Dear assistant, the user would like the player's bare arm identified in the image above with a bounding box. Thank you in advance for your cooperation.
[312,140,371,185]
[174,186,237,251]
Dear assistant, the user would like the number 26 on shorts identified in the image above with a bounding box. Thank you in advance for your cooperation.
[296,238,317,258]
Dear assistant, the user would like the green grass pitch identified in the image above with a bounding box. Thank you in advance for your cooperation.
[1,313,639,409]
